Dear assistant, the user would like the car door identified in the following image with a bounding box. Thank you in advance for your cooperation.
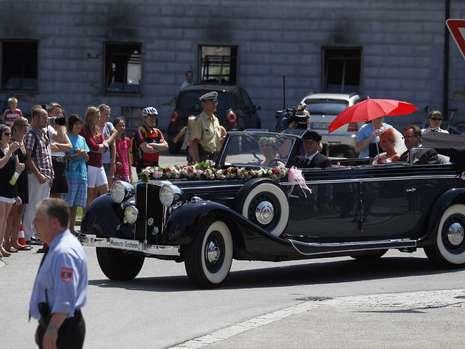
[284,167,362,239]
[357,167,419,238]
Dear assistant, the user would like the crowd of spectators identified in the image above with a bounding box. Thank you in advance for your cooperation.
[0,97,166,257]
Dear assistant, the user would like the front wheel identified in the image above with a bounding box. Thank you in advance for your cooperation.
[424,204,465,267]
[184,220,233,288]
[96,247,145,281]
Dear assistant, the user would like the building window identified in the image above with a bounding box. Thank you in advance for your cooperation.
[1,40,38,90]
[323,47,361,93]
[199,45,237,84]
[105,42,141,93]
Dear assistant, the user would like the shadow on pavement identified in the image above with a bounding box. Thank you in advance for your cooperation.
[88,256,463,292]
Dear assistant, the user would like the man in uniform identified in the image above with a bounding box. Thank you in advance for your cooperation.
[190,91,226,162]
[29,198,87,349]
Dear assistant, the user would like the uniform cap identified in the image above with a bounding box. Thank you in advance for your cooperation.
[302,130,322,142]
[199,91,218,102]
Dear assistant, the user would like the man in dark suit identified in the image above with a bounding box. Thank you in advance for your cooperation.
[400,124,439,164]
[294,130,331,168]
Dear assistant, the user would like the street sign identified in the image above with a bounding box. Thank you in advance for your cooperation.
[446,19,465,60]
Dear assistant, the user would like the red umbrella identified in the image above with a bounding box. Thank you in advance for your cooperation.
[328,98,417,133]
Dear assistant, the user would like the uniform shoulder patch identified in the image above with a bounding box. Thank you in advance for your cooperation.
[60,267,74,282]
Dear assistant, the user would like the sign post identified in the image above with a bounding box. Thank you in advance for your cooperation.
[446,19,465,59]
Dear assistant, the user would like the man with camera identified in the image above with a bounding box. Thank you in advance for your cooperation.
[29,198,87,349]
[275,105,310,131]
[47,103,72,198]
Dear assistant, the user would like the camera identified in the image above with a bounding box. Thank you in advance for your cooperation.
[49,116,66,126]
[275,107,309,131]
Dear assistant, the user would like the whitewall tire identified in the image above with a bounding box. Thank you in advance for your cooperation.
[425,204,465,267]
[241,182,289,237]
[184,220,233,288]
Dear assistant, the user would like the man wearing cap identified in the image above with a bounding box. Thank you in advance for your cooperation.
[294,130,331,168]
[190,91,226,163]
[133,106,168,171]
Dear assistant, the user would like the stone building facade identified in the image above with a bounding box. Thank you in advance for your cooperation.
[0,0,464,130]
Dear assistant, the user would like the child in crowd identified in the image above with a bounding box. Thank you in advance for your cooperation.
[113,117,132,183]
[65,114,89,232]
[2,97,23,128]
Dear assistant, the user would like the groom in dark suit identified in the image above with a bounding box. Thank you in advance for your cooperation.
[400,125,439,164]
[294,130,331,168]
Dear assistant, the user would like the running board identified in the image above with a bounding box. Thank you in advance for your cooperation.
[288,238,417,256]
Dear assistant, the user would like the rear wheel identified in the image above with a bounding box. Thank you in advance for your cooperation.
[184,220,233,288]
[350,249,388,261]
[425,204,465,267]
[96,247,144,281]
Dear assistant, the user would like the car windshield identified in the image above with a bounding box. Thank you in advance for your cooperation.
[177,90,232,114]
[305,99,348,115]
[222,132,295,168]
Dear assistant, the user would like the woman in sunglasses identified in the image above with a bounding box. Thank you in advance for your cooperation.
[0,124,25,257]
[422,110,449,135]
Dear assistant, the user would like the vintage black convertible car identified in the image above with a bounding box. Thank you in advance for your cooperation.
[81,130,465,288]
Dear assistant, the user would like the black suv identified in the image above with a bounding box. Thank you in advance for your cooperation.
[167,84,261,153]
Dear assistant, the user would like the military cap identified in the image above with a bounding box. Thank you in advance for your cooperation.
[199,91,218,102]
[302,130,322,142]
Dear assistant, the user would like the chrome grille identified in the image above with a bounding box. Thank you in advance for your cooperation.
[135,183,164,243]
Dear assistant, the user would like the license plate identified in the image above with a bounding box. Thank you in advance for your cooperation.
[310,122,328,130]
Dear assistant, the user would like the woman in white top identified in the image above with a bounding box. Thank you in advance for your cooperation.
[422,110,449,135]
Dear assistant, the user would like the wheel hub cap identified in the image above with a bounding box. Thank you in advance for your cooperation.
[255,201,274,225]
[448,222,465,246]
[206,241,221,263]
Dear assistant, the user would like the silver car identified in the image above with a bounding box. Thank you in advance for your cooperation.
[301,92,360,157]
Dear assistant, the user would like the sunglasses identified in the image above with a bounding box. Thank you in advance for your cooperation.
[3,132,11,136]
[431,118,443,121]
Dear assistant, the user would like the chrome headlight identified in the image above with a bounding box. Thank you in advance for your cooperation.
[124,205,139,224]
[159,183,182,207]
[111,180,133,203]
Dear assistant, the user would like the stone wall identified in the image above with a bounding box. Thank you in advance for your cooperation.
[0,0,463,130]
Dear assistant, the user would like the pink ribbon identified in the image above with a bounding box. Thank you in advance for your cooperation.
[288,167,312,197]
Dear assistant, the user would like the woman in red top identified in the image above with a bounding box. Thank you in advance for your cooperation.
[113,117,132,183]
[81,106,118,207]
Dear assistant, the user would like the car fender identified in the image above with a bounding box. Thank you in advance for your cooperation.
[165,200,291,258]
[81,193,133,239]
[420,188,465,245]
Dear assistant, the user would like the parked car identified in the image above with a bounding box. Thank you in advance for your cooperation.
[166,84,261,153]
[301,92,360,157]
[81,129,465,288]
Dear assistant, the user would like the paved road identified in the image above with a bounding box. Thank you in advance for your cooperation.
[2,246,465,348]
[2,156,465,348]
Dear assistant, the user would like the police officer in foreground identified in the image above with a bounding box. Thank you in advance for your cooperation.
[189,91,226,162]
[29,198,87,349]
